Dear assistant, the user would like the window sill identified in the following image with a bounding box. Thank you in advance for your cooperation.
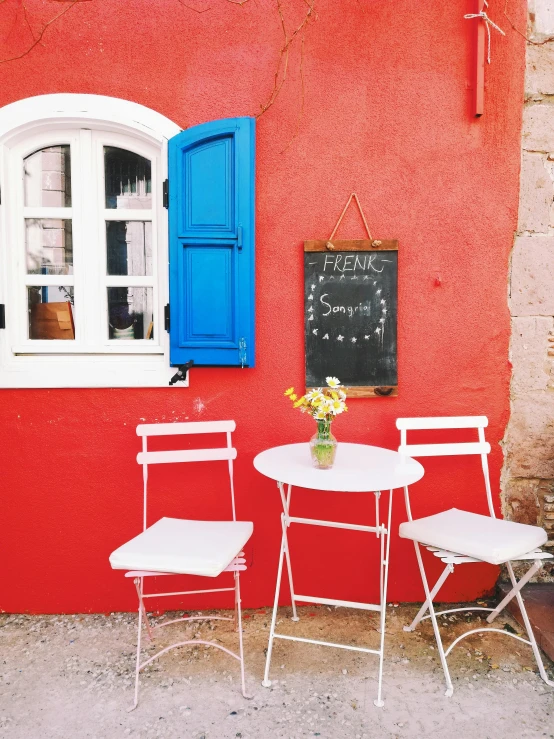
[0,351,189,388]
[12,343,164,355]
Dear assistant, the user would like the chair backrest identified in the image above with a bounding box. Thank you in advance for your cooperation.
[136,420,237,530]
[396,416,495,520]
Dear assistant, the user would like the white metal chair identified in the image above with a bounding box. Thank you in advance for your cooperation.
[397,415,554,697]
[109,420,253,710]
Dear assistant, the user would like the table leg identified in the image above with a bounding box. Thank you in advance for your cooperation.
[262,512,288,687]
[280,483,299,621]
[376,491,383,604]
[374,488,393,708]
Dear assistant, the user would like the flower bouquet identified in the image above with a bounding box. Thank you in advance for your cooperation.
[285,377,348,469]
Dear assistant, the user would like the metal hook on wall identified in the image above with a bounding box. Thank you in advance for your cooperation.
[169,360,194,385]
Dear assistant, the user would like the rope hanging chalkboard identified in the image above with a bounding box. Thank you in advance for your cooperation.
[304,193,398,398]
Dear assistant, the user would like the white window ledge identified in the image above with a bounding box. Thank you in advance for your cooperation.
[0,353,188,389]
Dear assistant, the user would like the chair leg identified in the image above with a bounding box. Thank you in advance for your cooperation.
[486,560,541,624]
[234,573,239,631]
[404,563,453,633]
[234,571,251,698]
[412,542,454,697]
[263,517,287,687]
[133,576,153,641]
[504,561,554,688]
[128,578,144,712]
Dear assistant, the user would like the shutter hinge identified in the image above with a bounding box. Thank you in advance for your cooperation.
[0,305,5,329]
[163,179,169,209]
[164,303,170,332]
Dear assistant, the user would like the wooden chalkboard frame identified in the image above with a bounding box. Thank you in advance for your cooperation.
[304,238,398,398]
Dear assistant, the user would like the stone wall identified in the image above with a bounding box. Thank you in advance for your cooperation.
[503,0,554,577]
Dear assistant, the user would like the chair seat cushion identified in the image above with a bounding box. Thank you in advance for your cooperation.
[399,508,547,565]
[109,517,253,577]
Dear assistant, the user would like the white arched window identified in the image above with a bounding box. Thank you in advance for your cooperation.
[0,94,182,387]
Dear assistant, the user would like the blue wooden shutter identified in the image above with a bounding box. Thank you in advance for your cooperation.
[168,117,255,366]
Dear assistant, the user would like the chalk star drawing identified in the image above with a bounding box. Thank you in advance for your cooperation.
[311,284,316,291]
[363,275,370,281]
[340,275,346,280]
[351,337,357,343]
[312,328,318,335]
[364,335,370,340]
[375,327,381,334]
[309,314,314,321]
[351,276,358,280]
[330,276,335,280]
[379,317,385,324]
[308,294,313,301]
[376,289,381,296]
[337,335,344,341]
[380,299,386,306]
[322,333,329,339]
[319,276,324,282]
[308,306,314,312]
[382,307,387,314]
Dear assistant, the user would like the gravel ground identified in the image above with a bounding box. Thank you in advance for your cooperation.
[1,604,553,739]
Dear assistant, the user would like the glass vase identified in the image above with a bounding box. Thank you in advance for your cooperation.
[309,420,337,469]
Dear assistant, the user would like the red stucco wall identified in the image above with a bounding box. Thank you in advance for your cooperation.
[0,0,525,613]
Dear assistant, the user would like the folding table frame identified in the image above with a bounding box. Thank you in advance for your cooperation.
[262,479,393,708]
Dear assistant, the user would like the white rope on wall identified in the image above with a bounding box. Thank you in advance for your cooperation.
[464,2,506,64]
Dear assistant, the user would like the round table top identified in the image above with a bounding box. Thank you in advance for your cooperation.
[253,442,424,493]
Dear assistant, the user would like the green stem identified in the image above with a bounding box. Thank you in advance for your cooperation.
[316,419,332,439]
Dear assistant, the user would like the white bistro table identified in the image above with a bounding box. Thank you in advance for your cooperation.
[254,442,424,707]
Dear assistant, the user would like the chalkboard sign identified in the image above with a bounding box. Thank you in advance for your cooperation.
[304,239,398,397]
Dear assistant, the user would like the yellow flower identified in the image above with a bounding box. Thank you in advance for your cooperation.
[326,376,340,388]
[331,391,338,401]
[311,395,325,408]
[314,410,327,420]
[284,387,295,397]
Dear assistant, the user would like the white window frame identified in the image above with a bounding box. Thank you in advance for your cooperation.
[0,94,185,388]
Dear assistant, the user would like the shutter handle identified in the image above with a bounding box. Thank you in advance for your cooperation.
[237,225,243,251]
[239,338,247,368]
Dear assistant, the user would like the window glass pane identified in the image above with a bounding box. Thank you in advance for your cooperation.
[28,286,74,340]
[108,287,153,340]
[104,147,151,209]
[25,219,73,275]
[24,145,71,207]
[106,221,152,276]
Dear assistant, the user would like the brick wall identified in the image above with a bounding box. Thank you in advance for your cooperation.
[503,0,554,577]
